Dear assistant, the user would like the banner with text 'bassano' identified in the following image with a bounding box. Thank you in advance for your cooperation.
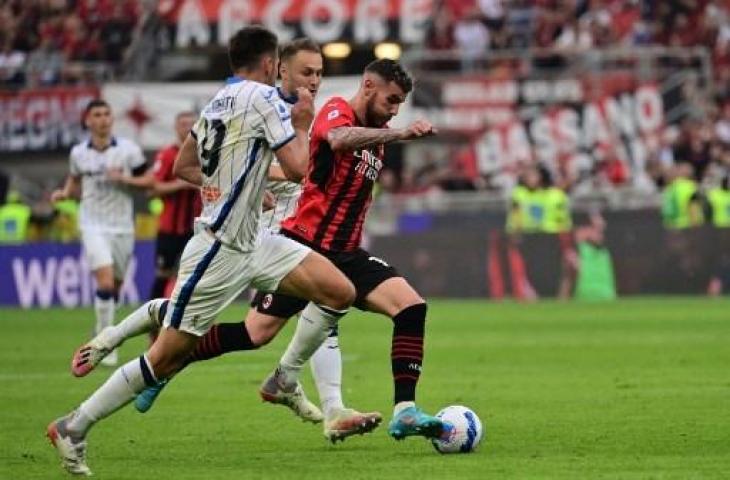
[410,72,670,188]
[162,0,433,47]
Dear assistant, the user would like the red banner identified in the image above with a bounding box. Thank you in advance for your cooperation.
[163,0,433,46]
[161,0,417,21]
[0,86,100,152]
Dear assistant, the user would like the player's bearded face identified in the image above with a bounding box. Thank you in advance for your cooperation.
[365,81,406,127]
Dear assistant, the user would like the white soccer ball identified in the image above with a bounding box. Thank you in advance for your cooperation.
[431,405,484,454]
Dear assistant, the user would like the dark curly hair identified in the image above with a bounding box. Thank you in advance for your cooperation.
[228,26,278,72]
[364,59,413,94]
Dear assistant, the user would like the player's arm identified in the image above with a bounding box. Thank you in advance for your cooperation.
[107,165,154,188]
[327,120,436,152]
[107,143,152,189]
[52,149,83,201]
[51,174,81,202]
[173,133,203,186]
[268,164,290,182]
[273,88,314,182]
[152,178,198,196]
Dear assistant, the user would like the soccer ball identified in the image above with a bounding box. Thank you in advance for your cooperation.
[431,405,484,454]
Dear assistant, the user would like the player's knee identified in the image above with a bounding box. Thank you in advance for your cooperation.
[96,279,115,293]
[148,353,183,379]
[322,280,355,311]
[246,327,271,348]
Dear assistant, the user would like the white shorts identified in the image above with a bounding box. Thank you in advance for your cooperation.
[163,229,311,336]
[81,229,134,280]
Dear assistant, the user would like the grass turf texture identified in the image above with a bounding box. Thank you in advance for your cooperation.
[1,298,729,479]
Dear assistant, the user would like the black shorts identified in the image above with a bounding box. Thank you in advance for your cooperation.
[155,232,192,272]
[250,232,400,317]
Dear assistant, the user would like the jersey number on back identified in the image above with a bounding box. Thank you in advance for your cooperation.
[200,118,227,176]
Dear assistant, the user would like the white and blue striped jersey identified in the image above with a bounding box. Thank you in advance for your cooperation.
[192,77,296,252]
[69,137,146,233]
[260,167,302,233]
[259,89,302,233]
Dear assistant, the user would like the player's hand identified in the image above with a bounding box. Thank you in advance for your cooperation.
[50,189,67,202]
[400,120,437,140]
[262,190,275,211]
[291,87,315,131]
[106,167,125,183]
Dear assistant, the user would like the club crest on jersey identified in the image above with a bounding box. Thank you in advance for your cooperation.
[201,185,222,202]
[262,294,274,309]
[354,148,383,181]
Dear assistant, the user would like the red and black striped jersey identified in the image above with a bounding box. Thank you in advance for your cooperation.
[153,144,202,236]
[280,97,384,252]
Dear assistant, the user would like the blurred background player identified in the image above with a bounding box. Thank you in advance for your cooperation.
[51,99,149,366]
[147,111,201,301]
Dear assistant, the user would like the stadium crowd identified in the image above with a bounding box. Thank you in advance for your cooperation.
[0,0,142,87]
[428,0,730,82]
[407,1,730,200]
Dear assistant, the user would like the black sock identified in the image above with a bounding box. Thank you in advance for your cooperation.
[95,289,113,300]
[185,322,258,366]
[391,303,427,405]
[150,276,169,300]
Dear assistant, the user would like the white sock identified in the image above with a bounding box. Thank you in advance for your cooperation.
[103,299,168,348]
[394,401,416,416]
[66,355,157,437]
[278,303,346,388]
[94,293,115,334]
[310,328,344,418]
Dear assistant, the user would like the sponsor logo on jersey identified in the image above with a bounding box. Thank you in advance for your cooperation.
[201,185,222,202]
[354,149,383,181]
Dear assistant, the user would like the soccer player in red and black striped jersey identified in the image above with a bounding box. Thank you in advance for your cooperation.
[148,111,202,300]
[259,59,446,441]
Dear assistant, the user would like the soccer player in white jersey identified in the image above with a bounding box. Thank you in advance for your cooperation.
[46,26,357,476]
[51,100,149,366]
[92,38,382,443]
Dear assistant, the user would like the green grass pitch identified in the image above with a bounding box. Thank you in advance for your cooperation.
[1,298,729,479]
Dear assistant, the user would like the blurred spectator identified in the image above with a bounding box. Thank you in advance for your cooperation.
[25,36,64,85]
[0,0,140,87]
[478,0,506,31]
[0,190,31,244]
[425,2,455,51]
[101,3,136,63]
[454,8,490,71]
[0,35,25,85]
[706,173,730,227]
[661,163,705,229]
[555,17,594,51]
[673,120,713,182]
